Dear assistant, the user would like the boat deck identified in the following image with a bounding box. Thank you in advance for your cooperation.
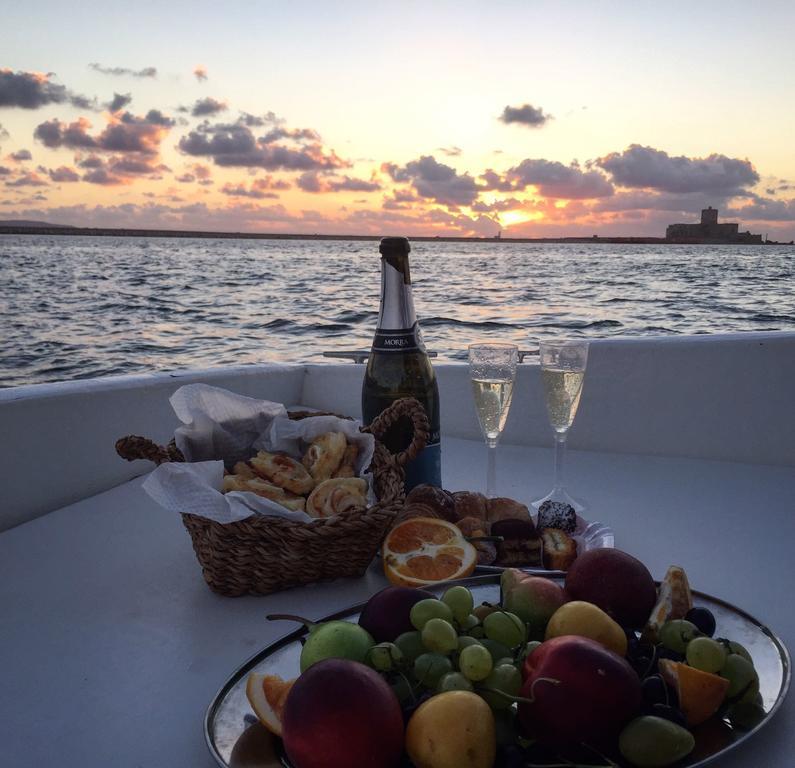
[2,436,793,767]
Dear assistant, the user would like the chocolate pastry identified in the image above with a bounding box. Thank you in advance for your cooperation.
[536,500,577,533]
[491,518,543,567]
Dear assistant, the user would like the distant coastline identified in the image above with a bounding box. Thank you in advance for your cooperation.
[0,222,791,245]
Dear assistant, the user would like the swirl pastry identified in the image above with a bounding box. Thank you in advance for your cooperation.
[331,443,359,478]
[306,477,368,518]
[302,431,347,482]
[222,475,306,512]
[250,450,315,495]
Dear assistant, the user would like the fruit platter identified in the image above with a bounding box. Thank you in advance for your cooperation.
[206,550,789,768]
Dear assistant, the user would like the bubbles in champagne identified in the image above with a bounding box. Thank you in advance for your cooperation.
[471,378,514,440]
[541,368,584,432]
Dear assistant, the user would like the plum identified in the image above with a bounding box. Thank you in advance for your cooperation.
[518,635,641,746]
[359,585,435,642]
[282,659,404,768]
[565,548,657,629]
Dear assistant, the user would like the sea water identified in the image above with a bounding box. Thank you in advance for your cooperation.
[1,235,794,388]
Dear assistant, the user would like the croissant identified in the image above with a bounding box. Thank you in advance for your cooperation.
[331,443,359,478]
[302,431,347,482]
[222,475,307,512]
[306,477,368,518]
[250,451,315,495]
[232,461,257,479]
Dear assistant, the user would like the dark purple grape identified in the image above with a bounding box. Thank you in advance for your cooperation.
[495,745,525,768]
[686,607,716,638]
[632,654,654,678]
[642,675,668,705]
[651,703,688,727]
[657,645,685,663]
[400,691,431,724]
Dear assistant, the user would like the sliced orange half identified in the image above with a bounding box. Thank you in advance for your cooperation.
[659,659,730,726]
[383,516,478,587]
[245,673,296,736]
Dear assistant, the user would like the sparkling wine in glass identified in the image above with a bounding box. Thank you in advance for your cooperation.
[533,339,589,513]
[468,343,519,497]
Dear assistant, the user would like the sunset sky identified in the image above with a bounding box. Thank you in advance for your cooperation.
[2,1,795,238]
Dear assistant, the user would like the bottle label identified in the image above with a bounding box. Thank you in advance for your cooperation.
[371,323,425,353]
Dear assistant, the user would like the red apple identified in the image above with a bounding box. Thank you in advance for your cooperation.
[501,570,567,639]
[282,659,404,768]
[519,635,641,746]
[358,585,434,642]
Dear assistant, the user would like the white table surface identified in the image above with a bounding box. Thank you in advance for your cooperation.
[1,437,793,767]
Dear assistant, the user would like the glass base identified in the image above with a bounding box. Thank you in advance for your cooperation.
[531,487,586,515]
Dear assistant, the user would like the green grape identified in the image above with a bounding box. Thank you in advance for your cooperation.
[493,657,516,668]
[716,638,753,663]
[481,638,513,664]
[457,635,483,653]
[437,671,474,693]
[413,652,453,688]
[685,637,727,674]
[479,663,522,710]
[368,642,404,672]
[394,631,425,663]
[410,599,454,630]
[619,716,695,767]
[390,674,413,704]
[728,700,766,730]
[421,618,458,654]
[459,643,493,681]
[442,586,474,623]
[519,640,542,663]
[659,620,700,654]
[458,614,481,633]
[720,654,759,700]
[484,611,527,648]
[469,625,486,639]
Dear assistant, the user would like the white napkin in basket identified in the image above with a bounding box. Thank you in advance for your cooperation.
[142,383,375,524]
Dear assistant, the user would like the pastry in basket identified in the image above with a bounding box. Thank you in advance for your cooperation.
[231,461,257,479]
[306,477,368,518]
[393,502,443,526]
[250,451,315,495]
[331,443,359,478]
[222,475,307,512]
[405,484,457,522]
[486,497,532,524]
[541,527,578,570]
[451,490,487,522]
[302,431,347,482]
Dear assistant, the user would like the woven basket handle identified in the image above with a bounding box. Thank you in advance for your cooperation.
[362,397,429,468]
[115,435,184,464]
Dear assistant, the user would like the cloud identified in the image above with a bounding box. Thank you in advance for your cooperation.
[438,146,462,157]
[505,159,614,199]
[77,154,104,169]
[297,171,380,193]
[107,92,132,112]
[470,197,526,213]
[5,171,48,187]
[35,110,174,155]
[0,123,9,140]
[9,149,32,162]
[193,65,208,82]
[499,103,551,127]
[48,166,80,182]
[191,97,228,117]
[83,168,126,185]
[0,69,93,110]
[0,166,10,176]
[596,144,759,194]
[89,63,157,78]
[383,155,479,206]
[726,196,795,222]
[178,119,347,171]
[220,179,280,199]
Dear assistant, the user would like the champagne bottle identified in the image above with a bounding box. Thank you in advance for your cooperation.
[362,236,441,489]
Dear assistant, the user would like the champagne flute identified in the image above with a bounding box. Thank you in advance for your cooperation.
[532,339,589,513]
[468,343,519,497]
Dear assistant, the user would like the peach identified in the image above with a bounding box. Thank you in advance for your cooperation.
[501,569,567,640]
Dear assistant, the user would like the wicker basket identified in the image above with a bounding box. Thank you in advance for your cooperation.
[116,397,428,596]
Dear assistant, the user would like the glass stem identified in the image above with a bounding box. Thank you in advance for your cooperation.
[552,431,567,493]
[486,439,498,498]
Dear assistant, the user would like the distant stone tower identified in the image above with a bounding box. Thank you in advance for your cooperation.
[701,206,718,226]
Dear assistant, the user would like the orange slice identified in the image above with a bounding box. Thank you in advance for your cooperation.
[383,517,477,587]
[659,659,730,726]
[245,673,296,736]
